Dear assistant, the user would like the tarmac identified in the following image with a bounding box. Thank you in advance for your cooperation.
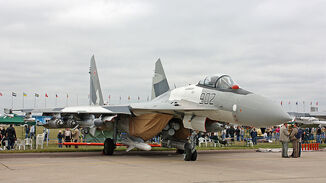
[1,150,326,183]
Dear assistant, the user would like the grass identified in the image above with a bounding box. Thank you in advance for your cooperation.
[2,140,325,154]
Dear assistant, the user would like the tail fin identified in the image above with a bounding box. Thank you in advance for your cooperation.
[89,55,104,106]
[151,58,170,99]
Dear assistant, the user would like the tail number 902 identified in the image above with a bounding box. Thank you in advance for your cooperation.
[199,93,216,105]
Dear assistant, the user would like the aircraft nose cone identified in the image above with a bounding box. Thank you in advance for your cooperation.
[236,94,291,127]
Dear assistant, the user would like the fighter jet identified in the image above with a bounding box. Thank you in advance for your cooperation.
[9,56,291,161]
[295,117,326,126]
[289,112,326,127]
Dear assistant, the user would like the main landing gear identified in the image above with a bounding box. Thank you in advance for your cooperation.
[183,131,197,161]
[103,121,118,156]
[103,138,115,155]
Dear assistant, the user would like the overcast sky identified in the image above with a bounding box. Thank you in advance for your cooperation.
[0,0,325,113]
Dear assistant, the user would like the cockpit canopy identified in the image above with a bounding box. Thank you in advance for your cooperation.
[198,75,236,89]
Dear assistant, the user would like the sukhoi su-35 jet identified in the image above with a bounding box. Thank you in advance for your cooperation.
[10,56,291,161]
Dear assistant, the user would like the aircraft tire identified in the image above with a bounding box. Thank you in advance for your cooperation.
[103,138,115,155]
[191,150,197,161]
[183,143,192,161]
[176,149,184,154]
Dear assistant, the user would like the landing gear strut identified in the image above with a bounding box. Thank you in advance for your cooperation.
[184,131,197,161]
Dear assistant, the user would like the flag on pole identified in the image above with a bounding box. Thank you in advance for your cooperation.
[316,101,319,106]
[67,94,69,98]
[45,93,48,98]
[280,101,283,106]
[56,94,58,98]
[0,92,2,96]
[23,92,27,96]
[296,102,298,105]
[12,92,17,97]
[138,96,140,101]
[128,96,130,101]
[288,101,290,105]
[35,93,39,97]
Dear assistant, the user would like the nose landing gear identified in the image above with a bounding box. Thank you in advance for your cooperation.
[184,131,197,161]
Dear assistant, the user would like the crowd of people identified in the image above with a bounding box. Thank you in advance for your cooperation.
[219,126,281,144]
[0,125,17,150]
[0,125,82,150]
[199,124,326,149]
[57,128,81,148]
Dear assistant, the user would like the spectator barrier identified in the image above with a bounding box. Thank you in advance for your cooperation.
[302,143,319,151]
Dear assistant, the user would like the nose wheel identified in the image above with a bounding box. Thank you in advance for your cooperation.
[184,142,197,161]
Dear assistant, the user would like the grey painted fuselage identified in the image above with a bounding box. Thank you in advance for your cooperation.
[132,82,291,128]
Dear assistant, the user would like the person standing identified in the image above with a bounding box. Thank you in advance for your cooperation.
[229,126,235,141]
[235,127,240,141]
[290,123,299,158]
[322,127,326,143]
[225,127,230,138]
[5,124,16,150]
[222,128,226,140]
[30,125,35,140]
[250,128,258,145]
[316,127,321,143]
[280,123,290,158]
[240,127,245,141]
[72,129,80,148]
[64,128,72,148]
[0,127,3,141]
[275,126,280,141]
[25,125,30,138]
[1,127,6,140]
[57,130,63,148]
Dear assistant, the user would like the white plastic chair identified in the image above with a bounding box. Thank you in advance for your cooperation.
[36,134,44,149]
[213,139,221,147]
[25,138,33,149]
[16,139,26,150]
[198,137,207,147]
[1,140,8,150]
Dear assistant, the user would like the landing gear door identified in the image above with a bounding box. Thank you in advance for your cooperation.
[183,114,207,132]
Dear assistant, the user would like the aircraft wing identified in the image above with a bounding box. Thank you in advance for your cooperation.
[308,112,326,120]
[12,100,216,117]
[289,111,326,121]
[12,105,132,115]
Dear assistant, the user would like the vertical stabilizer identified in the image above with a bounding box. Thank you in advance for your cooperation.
[151,59,170,99]
[89,55,104,106]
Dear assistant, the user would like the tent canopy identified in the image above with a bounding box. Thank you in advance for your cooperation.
[0,115,35,125]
